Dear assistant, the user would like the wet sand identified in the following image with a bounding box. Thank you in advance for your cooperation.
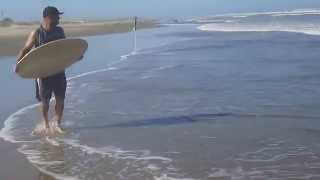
[0,139,55,180]
[0,18,157,58]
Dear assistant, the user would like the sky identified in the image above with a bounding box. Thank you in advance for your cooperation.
[1,0,320,21]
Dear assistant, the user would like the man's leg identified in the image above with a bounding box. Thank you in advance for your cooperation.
[54,97,64,126]
[36,78,51,130]
[52,75,67,132]
[40,100,50,129]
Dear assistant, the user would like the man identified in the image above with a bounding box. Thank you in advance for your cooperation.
[16,6,66,133]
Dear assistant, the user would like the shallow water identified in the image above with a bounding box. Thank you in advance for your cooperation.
[2,12,320,180]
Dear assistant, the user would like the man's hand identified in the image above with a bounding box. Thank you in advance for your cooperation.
[78,55,84,61]
[14,65,19,73]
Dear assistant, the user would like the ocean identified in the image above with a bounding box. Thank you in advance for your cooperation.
[1,9,320,180]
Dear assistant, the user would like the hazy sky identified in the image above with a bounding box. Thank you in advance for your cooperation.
[2,0,320,21]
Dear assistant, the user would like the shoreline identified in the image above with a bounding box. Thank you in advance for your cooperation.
[0,18,158,58]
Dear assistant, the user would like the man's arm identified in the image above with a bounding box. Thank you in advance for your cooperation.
[16,30,36,62]
[15,30,36,73]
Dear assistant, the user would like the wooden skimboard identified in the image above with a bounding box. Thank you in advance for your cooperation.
[16,38,88,78]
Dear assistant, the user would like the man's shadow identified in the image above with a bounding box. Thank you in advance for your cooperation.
[72,112,233,130]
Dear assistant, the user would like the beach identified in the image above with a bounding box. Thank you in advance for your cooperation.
[1,9,320,180]
[0,18,157,57]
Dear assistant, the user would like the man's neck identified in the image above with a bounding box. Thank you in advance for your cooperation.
[41,22,54,31]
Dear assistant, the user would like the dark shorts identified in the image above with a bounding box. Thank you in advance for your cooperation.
[35,72,67,103]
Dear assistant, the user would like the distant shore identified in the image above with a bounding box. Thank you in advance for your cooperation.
[0,18,158,58]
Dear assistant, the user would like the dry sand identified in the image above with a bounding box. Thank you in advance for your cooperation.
[0,18,158,58]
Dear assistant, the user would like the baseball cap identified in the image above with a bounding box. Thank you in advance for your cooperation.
[43,6,63,17]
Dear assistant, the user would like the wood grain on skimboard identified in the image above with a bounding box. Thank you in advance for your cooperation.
[16,38,88,78]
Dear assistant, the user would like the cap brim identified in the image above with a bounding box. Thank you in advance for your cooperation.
[58,12,64,15]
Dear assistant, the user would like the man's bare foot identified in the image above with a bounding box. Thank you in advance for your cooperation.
[55,125,65,134]
[32,122,52,136]
[44,127,51,135]
[51,116,65,134]
[45,123,50,129]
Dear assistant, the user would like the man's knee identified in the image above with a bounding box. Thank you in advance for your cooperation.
[40,100,50,110]
[55,97,65,106]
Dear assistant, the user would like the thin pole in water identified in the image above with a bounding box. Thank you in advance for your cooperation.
[133,16,137,52]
